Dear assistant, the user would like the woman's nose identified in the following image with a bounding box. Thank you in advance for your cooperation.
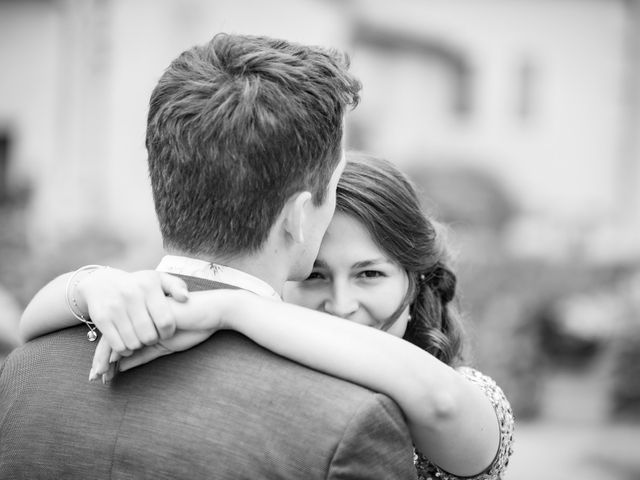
[323,287,358,319]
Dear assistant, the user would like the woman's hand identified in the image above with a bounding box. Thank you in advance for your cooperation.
[88,289,245,381]
[90,329,215,382]
[77,268,189,356]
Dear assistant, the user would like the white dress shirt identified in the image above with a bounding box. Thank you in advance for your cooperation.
[156,255,281,300]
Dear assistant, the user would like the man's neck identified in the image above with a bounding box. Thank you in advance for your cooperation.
[165,248,286,296]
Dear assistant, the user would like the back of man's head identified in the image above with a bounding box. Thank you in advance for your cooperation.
[146,33,361,258]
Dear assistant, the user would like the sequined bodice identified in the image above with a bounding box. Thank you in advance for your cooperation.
[414,367,514,480]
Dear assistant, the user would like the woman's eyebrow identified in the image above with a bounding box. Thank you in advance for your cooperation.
[352,258,389,269]
[313,258,391,269]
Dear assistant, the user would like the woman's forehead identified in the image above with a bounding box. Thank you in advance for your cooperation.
[317,213,394,267]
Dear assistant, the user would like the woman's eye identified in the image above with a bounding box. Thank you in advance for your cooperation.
[305,271,325,281]
[359,270,384,279]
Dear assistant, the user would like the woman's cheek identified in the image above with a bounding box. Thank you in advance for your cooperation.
[371,284,402,324]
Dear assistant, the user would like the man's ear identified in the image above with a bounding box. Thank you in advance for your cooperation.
[282,191,312,244]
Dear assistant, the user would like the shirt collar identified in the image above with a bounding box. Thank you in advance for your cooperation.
[156,255,281,301]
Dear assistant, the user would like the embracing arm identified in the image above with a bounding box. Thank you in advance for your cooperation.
[20,268,188,352]
[20,272,78,342]
[152,289,502,477]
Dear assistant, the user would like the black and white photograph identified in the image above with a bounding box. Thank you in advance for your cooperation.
[1,1,639,479]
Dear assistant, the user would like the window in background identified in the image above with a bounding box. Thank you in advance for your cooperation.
[353,22,473,118]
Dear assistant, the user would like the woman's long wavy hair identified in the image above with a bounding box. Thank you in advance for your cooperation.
[335,153,465,366]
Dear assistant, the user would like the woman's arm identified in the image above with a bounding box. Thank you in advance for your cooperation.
[20,272,80,342]
[143,289,502,477]
[20,268,188,353]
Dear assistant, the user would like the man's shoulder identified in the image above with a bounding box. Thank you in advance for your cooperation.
[117,329,402,426]
[1,326,94,375]
[149,329,384,401]
[0,327,416,479]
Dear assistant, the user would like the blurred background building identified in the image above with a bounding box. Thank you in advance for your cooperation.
[1,0,640,478]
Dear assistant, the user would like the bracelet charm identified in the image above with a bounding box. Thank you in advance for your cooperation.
[86,329,98,342]
[64,264,106,342]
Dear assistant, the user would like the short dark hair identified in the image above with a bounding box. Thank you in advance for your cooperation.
[146,33,361,257]
[336,153,465,366]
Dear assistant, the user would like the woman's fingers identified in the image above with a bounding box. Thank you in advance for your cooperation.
[118,345,169,372]
[89,305,129,355]
[90,337,113,380]
[90,340,124,383]
[113,317,143,352]
[127,300,160,346]
[84,271,146,353]
[109,350,122,364]
[145,289,177,340]
[158,273,189,302]
[131,271,181,341]
[83,269,184,354]
[92,298,141,353]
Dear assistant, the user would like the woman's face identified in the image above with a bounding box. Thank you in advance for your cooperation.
[283,212,410,337]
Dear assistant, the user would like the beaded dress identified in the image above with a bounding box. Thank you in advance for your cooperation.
[414,367,515,480]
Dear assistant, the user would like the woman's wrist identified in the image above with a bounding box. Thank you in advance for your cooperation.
[216,289,257,331]
[67,265,110,318]
[73,267,106,316]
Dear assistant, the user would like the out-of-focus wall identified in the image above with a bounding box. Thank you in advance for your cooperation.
[346,0,637,262]
[353,0,625,213]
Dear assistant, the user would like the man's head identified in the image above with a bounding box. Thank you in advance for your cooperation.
[146,33,361,264]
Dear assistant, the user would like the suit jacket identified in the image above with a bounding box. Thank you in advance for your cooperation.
[0,277,417,479]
